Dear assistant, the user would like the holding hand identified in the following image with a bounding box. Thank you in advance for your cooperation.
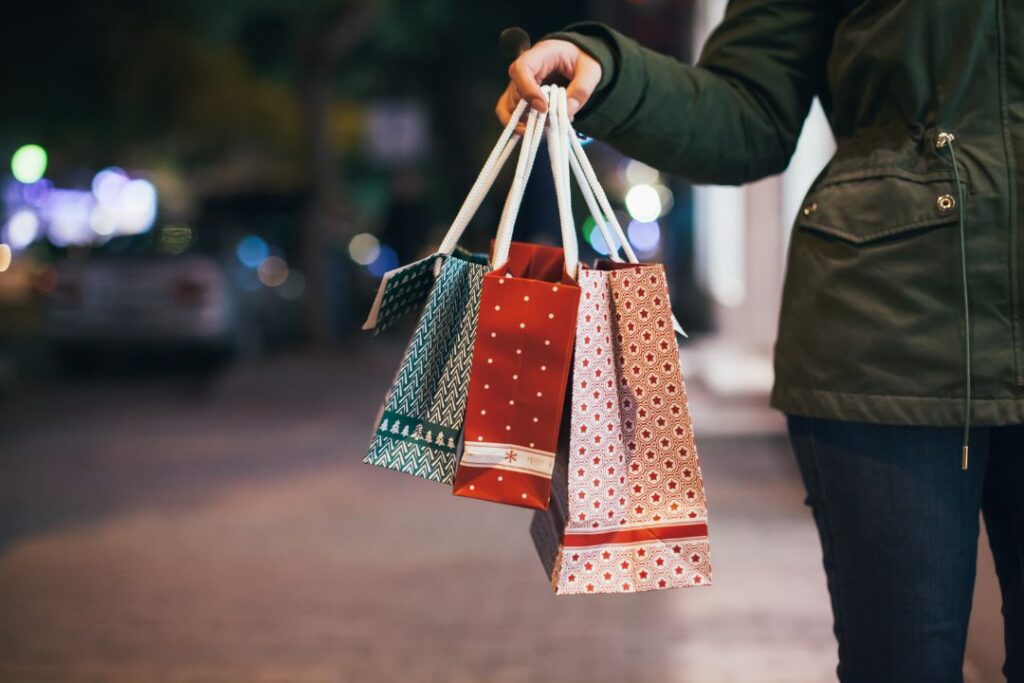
[495,38,602,134]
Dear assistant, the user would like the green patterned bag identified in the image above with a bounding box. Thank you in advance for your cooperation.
[362,248,477,336]
[364,100,528,483]
[365,251,488,483]
[362,255,441,336]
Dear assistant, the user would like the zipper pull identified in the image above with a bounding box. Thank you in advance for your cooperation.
[961,444,969,471]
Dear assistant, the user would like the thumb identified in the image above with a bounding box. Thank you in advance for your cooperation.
[566,54,602,118]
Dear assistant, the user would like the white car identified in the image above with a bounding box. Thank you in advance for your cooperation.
[44,236,256,356]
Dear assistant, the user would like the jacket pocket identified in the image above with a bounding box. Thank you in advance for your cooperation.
[797,167,963,244]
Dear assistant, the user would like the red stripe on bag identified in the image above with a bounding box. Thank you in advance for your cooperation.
[562,522,709,548]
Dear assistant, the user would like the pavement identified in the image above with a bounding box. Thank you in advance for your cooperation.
[0,339,844,682]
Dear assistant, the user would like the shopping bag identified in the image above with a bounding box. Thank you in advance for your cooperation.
[361,100,527,336]
[531,97,710,594]
[452,86,582,510]
[365,250,490,483]
[363,100,529,484]
[452,243,581,508]
[361,253,441,336]
[531,264,711,594]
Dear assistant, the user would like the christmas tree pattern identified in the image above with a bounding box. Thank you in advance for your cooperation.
[365,251,487,483]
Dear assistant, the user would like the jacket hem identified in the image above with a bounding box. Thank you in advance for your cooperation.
[770,384,1024,427]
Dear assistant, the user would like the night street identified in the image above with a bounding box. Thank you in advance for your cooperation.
[2,0,1019,678]
[0,343,838,683]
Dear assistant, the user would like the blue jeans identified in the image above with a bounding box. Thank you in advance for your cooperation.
[787,416,1024,683]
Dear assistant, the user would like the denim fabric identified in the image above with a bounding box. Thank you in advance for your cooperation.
[787,416,1024,683]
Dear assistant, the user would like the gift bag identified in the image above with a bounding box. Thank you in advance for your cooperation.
[453,86,582,510]
[364,101,529,484]
[361,100,527,336]
[531,98,711,594]
[365,250,490,483]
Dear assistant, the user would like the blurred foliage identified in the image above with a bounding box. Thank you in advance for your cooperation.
[2,0,585,175]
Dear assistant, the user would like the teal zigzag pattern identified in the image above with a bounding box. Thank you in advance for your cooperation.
[372,256,437,336]
[365,252,487,484]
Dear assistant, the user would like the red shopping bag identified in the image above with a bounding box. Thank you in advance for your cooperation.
[452,84,583,510]
[452,242,580,509]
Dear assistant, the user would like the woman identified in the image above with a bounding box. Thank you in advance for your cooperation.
[496,3,1023,682]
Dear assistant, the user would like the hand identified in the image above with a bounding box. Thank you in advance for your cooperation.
[495,39,602,134]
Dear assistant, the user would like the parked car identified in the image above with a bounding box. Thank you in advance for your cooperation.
[43,229,262,359]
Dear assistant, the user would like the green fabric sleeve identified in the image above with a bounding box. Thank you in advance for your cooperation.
[543,2,839,185]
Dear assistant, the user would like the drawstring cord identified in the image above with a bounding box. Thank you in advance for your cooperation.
[938,132,971,470]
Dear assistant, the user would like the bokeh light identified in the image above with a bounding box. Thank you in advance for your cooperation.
[236,235,269,268]
[367,245,398,277]
[84,170,158,236]
[46,189,94,246]
[11,144,48,184]
[654,184,675,216]
[624,159,660,186]
[581,215,596,243]
[627,219,661,253]
[589,228,613,256]
[0,244,11,272]
[92,168,129,205]
[89,205,117,235]
[21,179,52,206]
[257,256,289,287]
[5,209,40,249]
[348,233,381,265]
[625,184,663,223]
[118,179,158,234]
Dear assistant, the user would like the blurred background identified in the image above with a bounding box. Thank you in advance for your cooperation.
[0,1,1005,681]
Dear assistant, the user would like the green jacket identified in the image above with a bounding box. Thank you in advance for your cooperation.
[552,0,1024,439]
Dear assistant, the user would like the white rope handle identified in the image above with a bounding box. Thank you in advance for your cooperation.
[493,90,547,246]
[437,98,529,255]
[491,88,547,267]
[549,86,579,279]
[559,103,688,336]
[491,85,580,279]
[569,150,622,263]
[560,108,636,262]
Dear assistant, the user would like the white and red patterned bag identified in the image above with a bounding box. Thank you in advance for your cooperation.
[531,102,711,595]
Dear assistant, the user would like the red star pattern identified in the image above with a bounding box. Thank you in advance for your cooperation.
[536,266,710,595]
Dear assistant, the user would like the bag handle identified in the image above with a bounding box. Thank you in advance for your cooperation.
[490,90,548,268]
[491,85,580,279]
[568,150,624,264]
[558,102,688,336]
[548,86,580,279]
[560,112,635,263]
[437,98,529,256]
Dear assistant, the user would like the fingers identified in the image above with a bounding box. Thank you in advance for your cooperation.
[508,51,548,113]
[495,83,527,135]
[494,40,594,129]
[566,52,601,119]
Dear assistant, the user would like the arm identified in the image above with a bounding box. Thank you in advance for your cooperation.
[545,1,839,185]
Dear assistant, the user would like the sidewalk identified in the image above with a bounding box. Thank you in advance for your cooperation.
[0,344,837,682]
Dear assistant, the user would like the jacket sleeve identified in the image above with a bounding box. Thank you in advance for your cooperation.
[545,1,839,185]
